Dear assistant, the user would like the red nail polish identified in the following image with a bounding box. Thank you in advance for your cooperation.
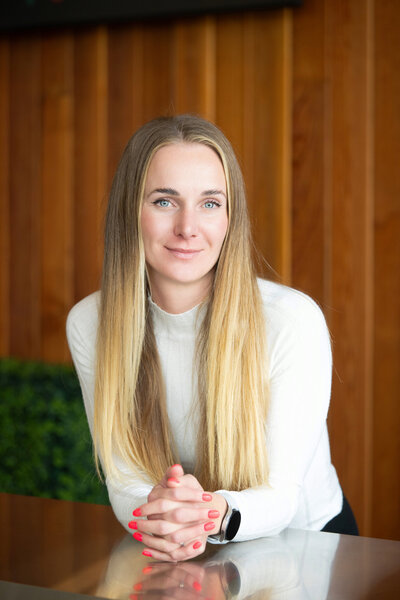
[202,493,212,502]
[193,581,202,592]
[208,510,219,519]
[142,550,152,557]
[193,541,202,549]
[167,477,180,484]
[129,595,138,600]
[128,521,137,529]
[142,566,152,575]
[133,583,142,591]
[204,521,215,531]
[172,463,182,468]
[133,532,143,542]
[133,508,141,517]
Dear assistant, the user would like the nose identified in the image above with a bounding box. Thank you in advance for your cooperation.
[174,207,199,239]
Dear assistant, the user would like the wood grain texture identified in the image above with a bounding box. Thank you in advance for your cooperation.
[372,0,400,540]
[74,28,108,304]
[41,32,74,362]
[9,34,42,359]
[0,39,10,355]
[324,0,374,535]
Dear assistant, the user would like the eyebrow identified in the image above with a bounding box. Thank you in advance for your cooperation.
[147,187,226,198]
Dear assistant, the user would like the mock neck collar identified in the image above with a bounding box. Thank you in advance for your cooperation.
[149,296,206,338]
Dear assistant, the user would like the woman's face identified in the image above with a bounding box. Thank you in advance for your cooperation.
[141,142,228,302]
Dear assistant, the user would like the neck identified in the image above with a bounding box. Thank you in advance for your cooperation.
[148,276,211,314]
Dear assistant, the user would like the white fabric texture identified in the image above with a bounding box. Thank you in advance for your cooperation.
[66,278,342,541]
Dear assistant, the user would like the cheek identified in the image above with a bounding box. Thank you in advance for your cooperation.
[141,212,166,245]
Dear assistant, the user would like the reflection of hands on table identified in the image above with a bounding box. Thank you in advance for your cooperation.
[129,464,228,562]
[131,561,226,600]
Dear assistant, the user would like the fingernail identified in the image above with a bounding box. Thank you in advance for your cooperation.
[193,541,202,549]
[128,521,137,529]
[142,550,152,557]
[133,508,141,517]
[172,464,182,468]
[204,521,215,531]
[202,493,212,502]
[167,477,180,484]
[193,581,202,592]
[133,583,142,591]
[143,566,153,574]
[129,595,138,600]
[133,532,143,542]
[208,510,219,519]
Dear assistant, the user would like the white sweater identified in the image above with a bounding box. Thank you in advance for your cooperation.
[66,279,342,541]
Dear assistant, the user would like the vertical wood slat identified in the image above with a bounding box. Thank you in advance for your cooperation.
[41,32,74,362]
[172,16,217,120]
[292,0,327,304]
[74,28,108,304]
[325,0,374,534]
[372,0,400,540]
[0,39,10,356]
[9,35,42,359]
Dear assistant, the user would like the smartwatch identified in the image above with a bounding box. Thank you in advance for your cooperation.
[210,501,241,542]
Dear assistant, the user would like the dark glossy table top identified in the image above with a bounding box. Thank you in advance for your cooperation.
[1,493,400,599]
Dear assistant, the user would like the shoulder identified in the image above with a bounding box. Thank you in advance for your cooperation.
[256,279,331,374]
[66,291,101,353]
[257,278,328,333]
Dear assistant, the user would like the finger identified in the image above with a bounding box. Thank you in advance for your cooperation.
[141,538,206,563]
[165,520,217,544]
[148,485,210,504]
[129,518,187,536]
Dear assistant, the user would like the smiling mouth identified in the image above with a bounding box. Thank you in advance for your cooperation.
[165,247,203,258]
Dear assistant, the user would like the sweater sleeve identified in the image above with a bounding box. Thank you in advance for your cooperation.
[215,288,334,541]
[66,294,152,533]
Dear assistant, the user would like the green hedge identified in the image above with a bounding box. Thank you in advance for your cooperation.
[0,358,109,504]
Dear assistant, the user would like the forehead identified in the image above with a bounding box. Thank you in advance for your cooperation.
[145,142,226,185]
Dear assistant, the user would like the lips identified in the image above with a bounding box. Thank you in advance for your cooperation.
[165,247,203,259]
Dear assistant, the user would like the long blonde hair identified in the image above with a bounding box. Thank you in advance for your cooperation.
[95,115,269,490]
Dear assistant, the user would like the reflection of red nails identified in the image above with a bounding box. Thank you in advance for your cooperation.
[128,521,137,529]
[193,541,202,549]
[167,477,180,484]
[142,550,152,557]
[133,508,141,516]
[202,493,212,502]
[133,532,143,542]
[193,581,202,592]
[208,510,219,519]
[133,583,142,591]
[143,566,152,574]
[204,521,215,531]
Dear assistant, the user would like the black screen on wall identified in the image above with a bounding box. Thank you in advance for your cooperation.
[1,0,302,31]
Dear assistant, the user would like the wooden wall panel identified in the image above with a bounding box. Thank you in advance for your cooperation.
[0,39,10,355]
[325,0,374,535]
[41,32,74,362]
[372,0,400,539]
[292,0,327,304]
[172,17,216,120]
[9,35,42,359]
[74,29,108,304]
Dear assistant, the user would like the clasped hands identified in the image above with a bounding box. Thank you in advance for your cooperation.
[128,464,228,562]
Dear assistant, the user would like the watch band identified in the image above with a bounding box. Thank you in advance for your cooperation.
[210,501,241,543]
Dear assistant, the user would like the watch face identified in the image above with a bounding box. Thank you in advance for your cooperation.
[226,509,241,541]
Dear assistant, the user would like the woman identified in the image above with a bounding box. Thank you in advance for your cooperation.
[67,114,357,563]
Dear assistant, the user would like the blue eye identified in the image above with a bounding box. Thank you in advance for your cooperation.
[204,200,220,209]
[155,199,171,207]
